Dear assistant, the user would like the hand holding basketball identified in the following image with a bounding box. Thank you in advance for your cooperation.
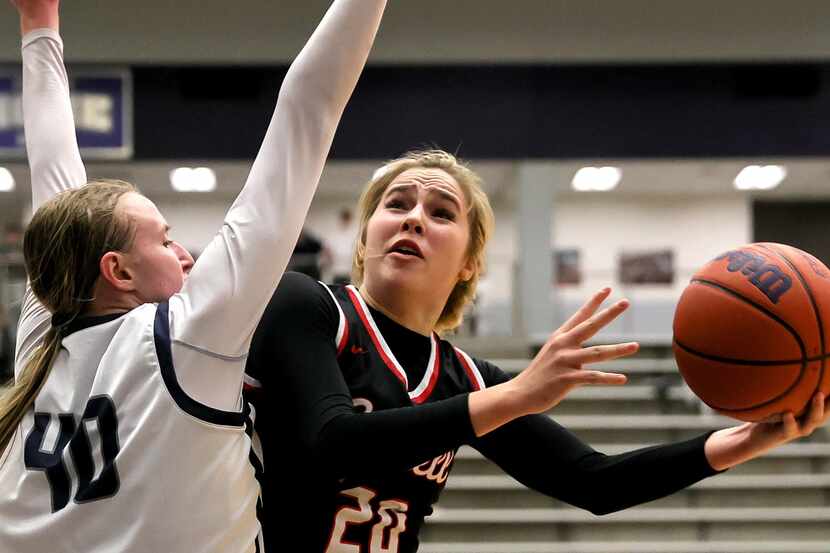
[760,392,829,441]
[511,287,639,416]
[705,391,829,471]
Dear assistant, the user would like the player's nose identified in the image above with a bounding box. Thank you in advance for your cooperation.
[171,241,195,276]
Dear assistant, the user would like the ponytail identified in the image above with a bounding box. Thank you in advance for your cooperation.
[0,327,64,454]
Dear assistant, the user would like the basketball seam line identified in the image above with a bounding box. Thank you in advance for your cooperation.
[673,338,827,366]
[683,277,808,411]
[689,277,808,360]
[674,337,813,412]
[757,243,826,401]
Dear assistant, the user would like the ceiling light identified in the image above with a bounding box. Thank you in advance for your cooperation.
[572,166,622,192]
[0,168,14,192]
[170,167,217,192]
[734,165,786,191]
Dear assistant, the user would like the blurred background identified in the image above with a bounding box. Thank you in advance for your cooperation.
[1,2,830,551]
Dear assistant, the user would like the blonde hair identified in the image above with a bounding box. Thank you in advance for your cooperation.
[0,179,137,454]
[352,150,494,333]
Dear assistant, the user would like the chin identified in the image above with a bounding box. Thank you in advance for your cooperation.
[384,270,431,292]
[154,281,185,303]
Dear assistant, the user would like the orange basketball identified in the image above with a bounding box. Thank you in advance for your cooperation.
[673,242,830,422]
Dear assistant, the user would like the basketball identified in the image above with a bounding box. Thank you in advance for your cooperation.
[673,242,830,422]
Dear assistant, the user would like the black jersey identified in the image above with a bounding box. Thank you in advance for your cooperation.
[318,284,485,553]
[245,272,720,553]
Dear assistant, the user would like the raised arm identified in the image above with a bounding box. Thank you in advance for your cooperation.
[13,0,86,368]
[170,1,387,394]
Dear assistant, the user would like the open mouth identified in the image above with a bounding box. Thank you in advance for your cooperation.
[388,239,424,259]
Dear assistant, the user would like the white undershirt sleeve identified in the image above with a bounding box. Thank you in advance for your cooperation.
[15,30,88,375]
[168,0,387,409]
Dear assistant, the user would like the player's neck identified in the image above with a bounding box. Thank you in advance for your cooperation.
[360,283,439,337]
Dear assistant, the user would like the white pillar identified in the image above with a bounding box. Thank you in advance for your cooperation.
[515,161,555,343]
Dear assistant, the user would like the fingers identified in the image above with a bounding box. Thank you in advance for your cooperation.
[781,411,799,437]
[563,299,631,346]
[564,370,628,387]
[558,342,640,367]
[556,287,612,335]
[763,394,826,441]
[800,393,827,435]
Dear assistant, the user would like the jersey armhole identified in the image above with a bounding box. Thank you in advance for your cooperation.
[318,282,349,357]
[154,302,246,427]
[453,347,487,391]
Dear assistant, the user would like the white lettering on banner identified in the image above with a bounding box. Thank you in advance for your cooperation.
[0,95,9,128]
[0,93,23,129]
[0,91,114,134]
[71,94,114,133]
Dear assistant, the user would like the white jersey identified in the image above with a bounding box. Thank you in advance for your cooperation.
[0,303,261,553]
[0,1,386,551]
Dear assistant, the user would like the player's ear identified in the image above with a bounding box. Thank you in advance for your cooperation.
[99,251,137,292]
[458,256,475,282]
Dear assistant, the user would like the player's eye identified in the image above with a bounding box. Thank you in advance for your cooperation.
[433,208,456,221]
[163,240,173,247]
[385,198,407,210]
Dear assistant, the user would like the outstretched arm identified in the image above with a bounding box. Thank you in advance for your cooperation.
[704,392,829,470]
[471,361,720,515]
[170,0,387,409]
[13,0,86,369]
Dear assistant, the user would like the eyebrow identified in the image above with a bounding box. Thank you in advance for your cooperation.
[386,182,463,209]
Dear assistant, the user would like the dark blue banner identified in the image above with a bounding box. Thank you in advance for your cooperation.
[0,68,132,160]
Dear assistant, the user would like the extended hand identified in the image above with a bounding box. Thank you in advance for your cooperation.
[511,287,639,415]
[757,392,829,444]
[705,392,829,471]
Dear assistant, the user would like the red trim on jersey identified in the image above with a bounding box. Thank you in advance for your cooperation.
[409,340,440,405]
[336,318,350,357]
[346,287,408,388]
[454,348,482,391]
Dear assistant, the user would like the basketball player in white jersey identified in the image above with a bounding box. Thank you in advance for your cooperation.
[0,1,387,552]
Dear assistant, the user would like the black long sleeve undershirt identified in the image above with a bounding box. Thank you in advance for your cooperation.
[470,359,718,514]
[247,272,721,513]
[247,272,476,480]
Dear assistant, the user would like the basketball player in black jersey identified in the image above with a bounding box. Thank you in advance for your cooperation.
[245,150,829,553]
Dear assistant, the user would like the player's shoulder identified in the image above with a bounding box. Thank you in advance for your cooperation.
[269,272,336,310]
[254,272,343,337]
[277,270,326,295]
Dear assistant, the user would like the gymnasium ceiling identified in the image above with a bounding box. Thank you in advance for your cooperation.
[1,1,830,64]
